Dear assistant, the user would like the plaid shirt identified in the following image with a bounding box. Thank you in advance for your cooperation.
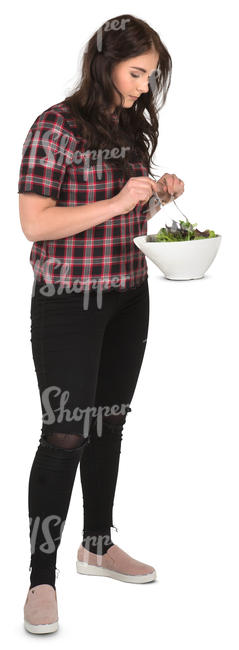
[18,100,149,292]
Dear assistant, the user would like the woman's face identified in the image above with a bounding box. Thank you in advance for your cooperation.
[110,49,159,112]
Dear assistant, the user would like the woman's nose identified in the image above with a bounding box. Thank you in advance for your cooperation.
[137,82,149,94]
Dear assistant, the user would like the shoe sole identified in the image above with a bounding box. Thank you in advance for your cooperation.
[76,559,157,583]
[24,619,58,634]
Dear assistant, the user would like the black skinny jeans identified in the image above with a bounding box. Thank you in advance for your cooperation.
[28,277,149,588]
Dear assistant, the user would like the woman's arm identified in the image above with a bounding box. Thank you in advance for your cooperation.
[19,193,120,242]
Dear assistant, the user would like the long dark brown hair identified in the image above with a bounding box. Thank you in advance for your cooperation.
[64,14,172,180]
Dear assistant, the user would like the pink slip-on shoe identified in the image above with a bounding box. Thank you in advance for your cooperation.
[24,584,58,634]
[76,543,157,583]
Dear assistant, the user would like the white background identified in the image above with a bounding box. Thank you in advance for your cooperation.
[2,0,239,646]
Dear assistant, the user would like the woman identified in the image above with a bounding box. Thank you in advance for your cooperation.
[18,13,184,634]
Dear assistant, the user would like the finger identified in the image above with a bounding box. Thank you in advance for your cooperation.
[151,180,159,192]
[172,187,184,199]
[136,176,158,191]
[174,179,184,190]
[161,175,184,194]
[133,177,158,194]
[147,177,158,192]
[158,175,168,189]
[132,177,157,190]
[157,179,168,193]
[169,181,184,196]
[174,182,184,196]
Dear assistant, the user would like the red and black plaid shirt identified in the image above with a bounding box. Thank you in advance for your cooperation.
[18,100,149,291]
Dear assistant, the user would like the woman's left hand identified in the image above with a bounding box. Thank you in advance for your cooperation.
[156,173,185,203]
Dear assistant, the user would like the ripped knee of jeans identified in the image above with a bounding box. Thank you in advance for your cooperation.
[39,431,90,452]
[92,405,132,438]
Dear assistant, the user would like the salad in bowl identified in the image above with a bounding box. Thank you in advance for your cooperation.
[134,216,222,280]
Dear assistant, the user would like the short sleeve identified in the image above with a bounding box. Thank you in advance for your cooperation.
[17,109,76,200]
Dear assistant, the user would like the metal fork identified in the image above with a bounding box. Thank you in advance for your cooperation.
[170,196,189,222]
[142,191,189,224]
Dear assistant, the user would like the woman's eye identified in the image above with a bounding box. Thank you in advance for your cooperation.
[130,72,151,80]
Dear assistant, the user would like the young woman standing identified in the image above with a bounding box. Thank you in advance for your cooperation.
[18,13,184,634]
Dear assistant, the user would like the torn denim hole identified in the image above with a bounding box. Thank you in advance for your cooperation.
[89,406,132,439]
[102,405,132,435]
[39,432,90,453]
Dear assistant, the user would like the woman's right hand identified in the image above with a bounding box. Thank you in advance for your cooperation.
[114,176,158,215]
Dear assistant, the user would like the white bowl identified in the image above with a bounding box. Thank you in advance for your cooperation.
[133,235,222,280]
